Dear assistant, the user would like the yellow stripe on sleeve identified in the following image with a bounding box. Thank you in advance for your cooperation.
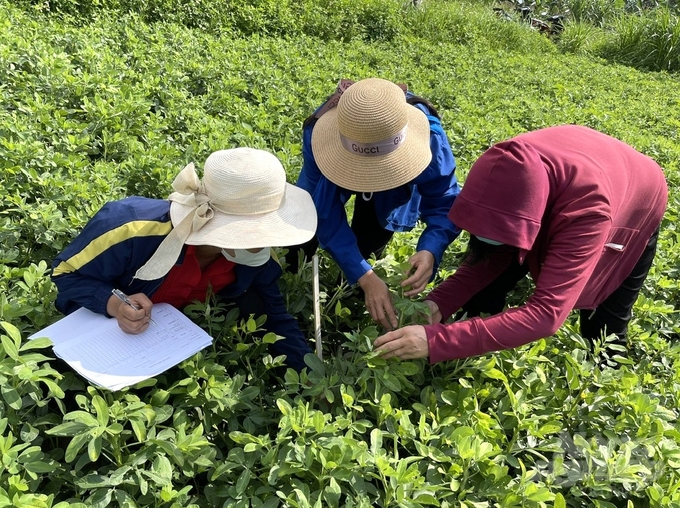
[52,220,173,277]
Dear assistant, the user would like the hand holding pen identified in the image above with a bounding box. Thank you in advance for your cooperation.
[108,289,156,334]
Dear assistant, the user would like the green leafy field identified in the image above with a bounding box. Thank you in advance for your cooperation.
[1,0,680,506]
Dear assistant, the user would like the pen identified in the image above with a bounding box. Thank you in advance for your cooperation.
[111,289,156,325]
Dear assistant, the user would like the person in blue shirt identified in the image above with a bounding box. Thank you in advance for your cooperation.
[293,78,461,330]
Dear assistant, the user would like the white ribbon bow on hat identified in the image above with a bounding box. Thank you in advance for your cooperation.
[134,163,216,281]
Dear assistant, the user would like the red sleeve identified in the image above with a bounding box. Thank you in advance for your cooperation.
[426,245,516,320]
[426,214,610,363]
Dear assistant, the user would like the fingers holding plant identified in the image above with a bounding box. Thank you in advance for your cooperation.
[424,299,442,324]
[374,325,429,360]
[401,250,435,297]
[359,269,398,330]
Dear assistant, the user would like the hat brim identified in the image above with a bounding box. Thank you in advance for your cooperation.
[170,183,317,249]
[311,105,432,193]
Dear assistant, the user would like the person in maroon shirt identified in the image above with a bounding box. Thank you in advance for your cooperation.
[374,125,668,363]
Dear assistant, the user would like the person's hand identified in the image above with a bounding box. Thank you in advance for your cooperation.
[358,270,398,330]
[374,325,429,360]
[401,250,435,297]
[423,299,442,324]
[106,292,154,334]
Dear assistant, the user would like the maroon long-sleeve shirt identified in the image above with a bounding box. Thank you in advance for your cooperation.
[426,125,668,363]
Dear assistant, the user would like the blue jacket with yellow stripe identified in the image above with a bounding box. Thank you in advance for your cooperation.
[51,196,312,371]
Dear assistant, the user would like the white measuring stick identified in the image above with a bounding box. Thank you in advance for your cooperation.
[312,254,322,359]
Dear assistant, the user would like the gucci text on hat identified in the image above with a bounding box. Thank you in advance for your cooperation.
[311,78,432,193]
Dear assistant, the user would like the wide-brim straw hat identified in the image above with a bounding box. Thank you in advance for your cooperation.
[311,78,432,193]
[134,148,317,280]
[171,148,317,249]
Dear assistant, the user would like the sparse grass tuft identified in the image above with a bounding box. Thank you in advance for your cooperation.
[557,19,610,54]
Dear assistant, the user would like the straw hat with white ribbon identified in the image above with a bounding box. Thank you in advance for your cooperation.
[311,78,432,193]
[134,148,317,280]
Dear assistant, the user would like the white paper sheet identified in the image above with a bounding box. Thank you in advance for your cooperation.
[29,303,213,391]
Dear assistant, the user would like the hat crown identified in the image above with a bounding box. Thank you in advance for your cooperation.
[203,148,285,214]
[337,78,409,144]
[134,147,317,281]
